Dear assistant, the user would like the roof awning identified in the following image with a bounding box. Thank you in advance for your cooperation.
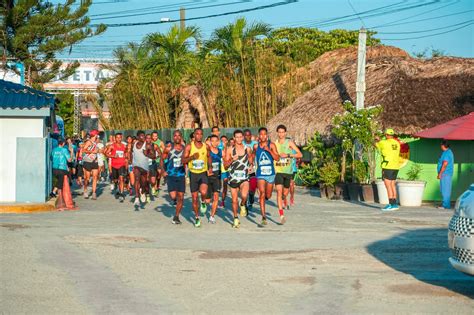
[414,112,474,140]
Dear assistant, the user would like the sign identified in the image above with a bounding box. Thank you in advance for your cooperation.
[43,62,115,90]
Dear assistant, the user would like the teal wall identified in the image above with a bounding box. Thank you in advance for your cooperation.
[376,138,474,201]
[16,137,50,202]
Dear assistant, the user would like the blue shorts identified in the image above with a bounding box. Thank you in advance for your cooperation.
[167,176,186,193]
[257,175,275,184]
[221,172,229,180]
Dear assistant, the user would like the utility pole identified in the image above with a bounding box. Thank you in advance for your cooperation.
[356,27,367,110]
[180,7,185,30]
[73,90,81,136]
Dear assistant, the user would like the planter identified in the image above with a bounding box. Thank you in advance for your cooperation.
[361,183,375,202]
[375,180,389,204]
[319,184,335,199]
[397,180,426,207]
[347,183,362,201]
[336,183,350,200]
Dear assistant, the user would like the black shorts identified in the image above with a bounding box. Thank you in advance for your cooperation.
[167,176,186,193]
[76,163,84,177]
[149,161,160,177]
[133,166,148,177]
[83,161,99,171]
[53,168,69,189]
[228,179,248,189]
[275,173,293,188]
[382,169,399,180]
[189,172,208,193]
[67,162,75,169]
[112,166,127,180]
[207,175,221,198]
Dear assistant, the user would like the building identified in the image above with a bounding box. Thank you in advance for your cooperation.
[0,79,54,203]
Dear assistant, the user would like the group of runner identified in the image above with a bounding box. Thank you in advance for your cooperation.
[51,125,302,228]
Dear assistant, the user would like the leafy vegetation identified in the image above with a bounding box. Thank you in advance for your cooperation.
[406,163,423,181]
[55,92,75,136]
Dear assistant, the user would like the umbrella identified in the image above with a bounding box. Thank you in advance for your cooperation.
[414,112,474,140]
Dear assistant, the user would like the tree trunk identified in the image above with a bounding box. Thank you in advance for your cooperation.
[176,85,209,128]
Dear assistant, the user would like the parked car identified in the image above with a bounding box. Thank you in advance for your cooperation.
[448,183,474,276]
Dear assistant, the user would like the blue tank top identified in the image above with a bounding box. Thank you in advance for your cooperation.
[256,141,276,177]
[210,148,222,177]
[166,144,185,177]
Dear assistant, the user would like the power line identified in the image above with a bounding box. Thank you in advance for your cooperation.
[347,0,366,28]
[376,19,473,34]
[90,1,195,17]
[379,21,474,40]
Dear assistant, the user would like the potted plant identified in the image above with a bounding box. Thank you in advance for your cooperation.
[397,163,426,207]
[319,160,340,199]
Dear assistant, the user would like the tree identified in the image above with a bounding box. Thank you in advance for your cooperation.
[55,91,74,136]
[1,0,106,88]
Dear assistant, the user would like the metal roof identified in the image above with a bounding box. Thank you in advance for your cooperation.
[0,79,55,110]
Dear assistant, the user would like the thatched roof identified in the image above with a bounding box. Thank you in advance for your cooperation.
[267,46,474,145]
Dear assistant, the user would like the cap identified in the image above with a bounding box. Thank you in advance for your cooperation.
[385,128,395,135]
[89,129,99,137]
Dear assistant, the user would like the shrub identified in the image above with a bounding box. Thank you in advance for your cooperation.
[406,163,423,181]
[319,161,340,188]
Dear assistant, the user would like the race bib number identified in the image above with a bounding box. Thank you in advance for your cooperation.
[173,158,182,168]
[277,158,289,166]
[233,170,246,180]
[193,159,204,170]
[260,165,272,175]
[212,162,220,172]
[115,150,124,158]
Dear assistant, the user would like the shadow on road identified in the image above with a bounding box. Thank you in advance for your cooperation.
[367,228,473,298]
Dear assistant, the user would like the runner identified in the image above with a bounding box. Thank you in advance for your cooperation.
[224,130,253,228]
[243,129,258,211]
[105,134,114,187]
[96,134,106,183]
[105,133,127,202]
[289,149,300,206]
[82,130,100,200]
[161,130,186,225]
[254,127,280,225]
[274,125,302,223]
[219,135,229,207]
[50,139,73,198]
[130,131,156,208]
[150,131,165,197]
[182,128,212,228]
[208,135,222,224]
[66,137,77,182]
[75,140,84,187]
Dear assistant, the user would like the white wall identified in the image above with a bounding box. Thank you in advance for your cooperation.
[0,118,44,202]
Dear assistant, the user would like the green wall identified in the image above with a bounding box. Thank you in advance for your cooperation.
[376,138,474,201]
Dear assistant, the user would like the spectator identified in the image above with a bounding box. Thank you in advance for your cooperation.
[437,140,454,209]
[50,139,73,198]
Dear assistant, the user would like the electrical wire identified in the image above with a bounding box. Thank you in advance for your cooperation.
[376,19,473,34]
[379,20,473,40]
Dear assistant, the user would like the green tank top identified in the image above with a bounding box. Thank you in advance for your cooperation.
[154,139,162,162]
[274,139,293,174]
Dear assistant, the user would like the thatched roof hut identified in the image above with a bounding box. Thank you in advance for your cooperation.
[267,46,474,145]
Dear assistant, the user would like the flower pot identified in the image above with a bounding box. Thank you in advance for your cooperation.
[397,180,426,207]
[347,183,362,201]
[337,183,350,200]
[320,184,335,199]
[361,184,375,202]
[375,180,389,204]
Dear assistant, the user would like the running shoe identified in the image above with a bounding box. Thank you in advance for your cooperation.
[381,204,393,211]
[91,193,97,200]
[232,217,240,228]
[119,194,125,203]
[209,216,216,224]
[151,187,157,197]
[139,192,147,203]
[261,217,268,226]
[172,216,182,225]
[110,183,115,191]
[240,205,247,217]
[200,202,207,214]
[134,197,140,207]
[390,204,400,210]
[84,191,89,199]
[49,192,57,198]
[194,217,201,228]
[280,215,286,225]
[146,195,151,204]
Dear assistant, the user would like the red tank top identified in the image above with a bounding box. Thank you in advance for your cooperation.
[111,143,127,168]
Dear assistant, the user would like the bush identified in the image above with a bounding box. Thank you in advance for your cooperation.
[319,161,340,188]
[299,160,320,186]
[406,163,423,181]
[353,160,369,184]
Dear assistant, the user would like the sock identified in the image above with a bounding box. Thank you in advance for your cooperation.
[279,209,284,217]
[389,199,396,205]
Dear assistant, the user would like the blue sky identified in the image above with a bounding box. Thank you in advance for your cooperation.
[59,0,473,59]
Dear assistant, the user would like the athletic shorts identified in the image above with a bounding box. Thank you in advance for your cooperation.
[133,166,148,177]
[149,161,160,177]
[207,175,221,197]
[382,169,399,181]
[275,173,294,189]
[249,176,258,192]
[257,174,275,184]
[53,168,69,189]
[112,166,127,180]
[228,179,248,189]
[76,164,84,177]
[83,161,99,171]
[167,176,186,193]
[128,164,133,173]
[189,172,208,193]
[67,162,75,169]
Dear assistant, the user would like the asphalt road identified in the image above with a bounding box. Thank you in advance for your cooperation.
[1,183,473,314]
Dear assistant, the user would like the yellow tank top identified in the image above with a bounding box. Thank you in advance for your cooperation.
[188,142,208,174]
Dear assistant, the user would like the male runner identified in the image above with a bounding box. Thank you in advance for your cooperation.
[219,135,229,208]
[254,127,280,225]
[130,131,156,208]
[182,128,212,227]
[289,149,300,206]
[224,130,253,228]
[105,133,127,202]
[151,131,165,196]
[208,135,222,224]
[161,130,186,225]
[243,129,258,211]
[274,125,302,223]
[82,129,100,200]
[105,134,114,188]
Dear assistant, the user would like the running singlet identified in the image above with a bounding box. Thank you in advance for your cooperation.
[188,142,208,174]
[167,144,186,177]
[133,142,150,170]
[275,139,293,174]
[82,142,98,163]
[154,139,162,163]
[228,147,249,185]
[255,141,276,177]
[210,148,222,178]
[111,143,127,168]
[291,149,298,173]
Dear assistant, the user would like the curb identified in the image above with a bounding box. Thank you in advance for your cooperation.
[0,201,56,214]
